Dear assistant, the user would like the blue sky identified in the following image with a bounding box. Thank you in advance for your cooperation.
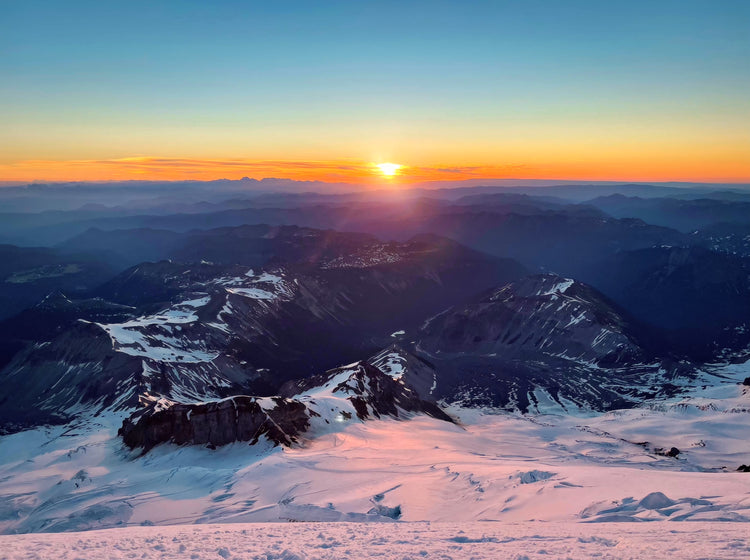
[1,0,748,182]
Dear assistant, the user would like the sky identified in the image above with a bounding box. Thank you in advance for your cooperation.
[1,0,749,185]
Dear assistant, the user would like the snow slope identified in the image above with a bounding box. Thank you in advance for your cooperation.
[93,268,294,365]
[1,362,749,535]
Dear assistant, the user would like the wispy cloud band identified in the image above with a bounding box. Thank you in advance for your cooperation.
[0,157,533,184]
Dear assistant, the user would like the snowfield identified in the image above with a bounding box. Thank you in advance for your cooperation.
[3,521,750,560]
[88,267,296,365]
[0,362,749,556]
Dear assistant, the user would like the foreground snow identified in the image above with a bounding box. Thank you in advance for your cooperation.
[2,521,750,559]
[0,363,749,536]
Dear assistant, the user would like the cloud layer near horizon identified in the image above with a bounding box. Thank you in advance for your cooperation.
[3,156,749,186]
[0,157,538,185]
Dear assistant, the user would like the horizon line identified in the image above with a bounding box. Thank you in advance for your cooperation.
[2,177,750,190]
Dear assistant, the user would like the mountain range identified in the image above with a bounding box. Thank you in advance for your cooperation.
[1,182,750,533]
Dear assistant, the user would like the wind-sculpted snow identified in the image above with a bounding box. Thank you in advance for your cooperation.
[1,361,749,534]
[581,491,750,522]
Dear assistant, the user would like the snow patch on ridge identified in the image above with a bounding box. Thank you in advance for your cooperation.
[225,287,276,300]
[537,277,575,296]
[92,267,296,364]
[215,268,294,300]
[93,297,219,363]
[373,352,406,379]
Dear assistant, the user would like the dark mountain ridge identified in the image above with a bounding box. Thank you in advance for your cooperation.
[0,230,525,433]
[404,274,689,412]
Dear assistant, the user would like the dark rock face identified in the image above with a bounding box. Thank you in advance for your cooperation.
[121,361,453,453]
[119,396,310,453]
[368,504,402,519]
[369,345,439,400]
[655,447,681,458]
[0,244,115,322]
[408,274,683,412]
[418,274,646,366]
[0,321,143,433]
[282,361,453,423]
[587,246,750,359]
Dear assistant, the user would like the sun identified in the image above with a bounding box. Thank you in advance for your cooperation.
[375,162,402,177]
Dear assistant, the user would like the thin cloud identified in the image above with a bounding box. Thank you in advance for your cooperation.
[0,157,536,184]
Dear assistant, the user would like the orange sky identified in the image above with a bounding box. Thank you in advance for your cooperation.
[3,2,749,187]
[1,154,749,186]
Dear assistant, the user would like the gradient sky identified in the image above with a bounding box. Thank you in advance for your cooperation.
[1,0,749,184]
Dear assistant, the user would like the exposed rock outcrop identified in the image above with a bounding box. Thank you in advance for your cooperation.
[280,361,453,423]
[119,395,310,453]
[120,361,453,453]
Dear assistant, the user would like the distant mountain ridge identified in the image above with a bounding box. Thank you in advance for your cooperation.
[404,274,685,412]
[0,229,525,433]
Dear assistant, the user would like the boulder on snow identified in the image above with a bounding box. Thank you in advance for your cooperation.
[654,446,680,458]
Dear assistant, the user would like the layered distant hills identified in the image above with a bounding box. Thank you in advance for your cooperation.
[1,181,750,441]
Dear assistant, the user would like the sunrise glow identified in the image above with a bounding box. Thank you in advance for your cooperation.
[375,163,402,178]
[0,2,747,186]
[2,3,750,554]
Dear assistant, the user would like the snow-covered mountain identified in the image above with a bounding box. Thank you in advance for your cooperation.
[1,197,750,547]
[0,232,524,433]
[419,274,646,364]
[120,361,453,452]
[401,274,691,412]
